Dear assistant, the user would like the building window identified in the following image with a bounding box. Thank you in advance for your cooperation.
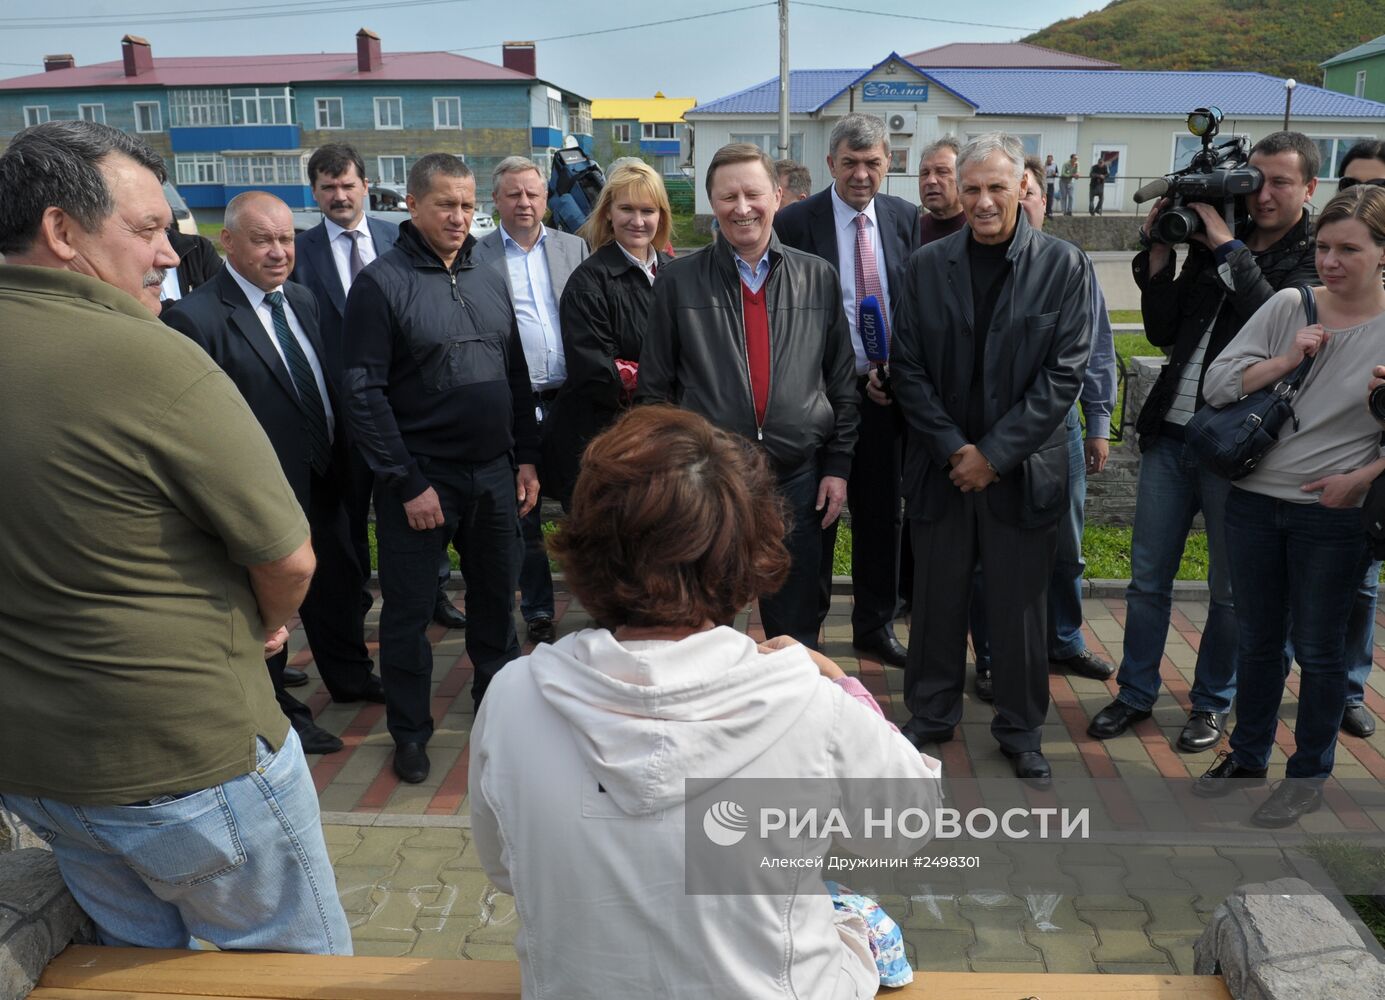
[1171,131,1250,171]
[78,103,105,124]
[314,97,343,130]
[168,89,231,127]
[731,132,804,163]
[889,142,910,174]
[567,102,591,136]
[641,122,676,140]
[433,97,462,130]
[1308,135,1374,178]
[225,154,302,186]
[656,154,682,176]
[377,155,407,184]
[133,101,162,133]
[23,106,49,127]
[174,153,225,185]
[229,87,292,126]
[611,122,631,144]
[374,97,403,130]
[1357,70,1368,98]
[547,97,564,130]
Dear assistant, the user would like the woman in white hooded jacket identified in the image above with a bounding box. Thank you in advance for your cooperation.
[469,405,942,999]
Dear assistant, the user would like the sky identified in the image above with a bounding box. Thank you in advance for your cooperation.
[0,0,1105,101]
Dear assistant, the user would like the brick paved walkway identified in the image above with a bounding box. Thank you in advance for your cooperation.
[293,588,1385,972]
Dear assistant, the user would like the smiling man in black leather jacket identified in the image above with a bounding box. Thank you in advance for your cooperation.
[892,133,1093,788]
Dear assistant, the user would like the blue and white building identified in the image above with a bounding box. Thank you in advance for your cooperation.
[686,52,1385,217]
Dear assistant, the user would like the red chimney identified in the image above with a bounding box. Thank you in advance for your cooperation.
[502,41,536,77]
[357,28,381,73]
[43,54,76,72]
[121,35,153,77]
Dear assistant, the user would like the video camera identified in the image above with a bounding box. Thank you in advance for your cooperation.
[1133,107,1262,245]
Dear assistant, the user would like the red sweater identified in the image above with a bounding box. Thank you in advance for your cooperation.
[740,281,770,425]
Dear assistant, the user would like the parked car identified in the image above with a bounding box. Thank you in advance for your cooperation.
[289,182,497,236]
[163,181,198,236]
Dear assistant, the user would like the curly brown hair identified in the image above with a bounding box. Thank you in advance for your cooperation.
[548,405,791,628]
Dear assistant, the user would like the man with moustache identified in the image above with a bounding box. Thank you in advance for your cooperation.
[892,133,1092,787]
[163,191,384,755]
[342,154,540,784]
[0,120,349,951]
[638,142,858,648]
[775,113,918,666]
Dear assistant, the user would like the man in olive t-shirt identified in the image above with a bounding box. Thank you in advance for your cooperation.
[0,121,350,954]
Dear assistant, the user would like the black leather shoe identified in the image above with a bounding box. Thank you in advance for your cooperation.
[1087,698,1151,739]
[1342,704,1377,738]
[1191,751,1268,798]
[433,597,467,629]
[527,616,556,645]
[974,667,994,703]
[853,628,907,667]
[1251,779,1323,828]
[1004,749,1052,789]
[1052,649,1115,680]
[393,742,430,783]
[296,722,343,755]
[901,716,953,749]
[282,667,310,688]
[1177,711,1228,752]
[332,675,386,704]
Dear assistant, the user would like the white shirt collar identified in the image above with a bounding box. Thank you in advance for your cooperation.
[226,263,280,311]
[829,184,878,232]
[500,223,548,253]
[617,242,658,282]
[323,215,370,244]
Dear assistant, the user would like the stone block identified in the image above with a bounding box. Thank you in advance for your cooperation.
[0,850,93,1000]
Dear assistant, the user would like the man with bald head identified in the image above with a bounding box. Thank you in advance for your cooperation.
[164,191,382,755]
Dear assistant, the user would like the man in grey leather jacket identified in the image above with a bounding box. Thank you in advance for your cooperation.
[892,133,1092,787]
[637,142,859,649]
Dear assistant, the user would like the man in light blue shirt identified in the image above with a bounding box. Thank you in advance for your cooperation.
[471,157,589,645]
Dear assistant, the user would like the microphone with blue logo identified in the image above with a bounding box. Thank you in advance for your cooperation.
[858,294,891,400]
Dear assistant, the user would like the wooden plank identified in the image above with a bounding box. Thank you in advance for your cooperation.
[38,947,520,1000]
[39,946,1231,1000]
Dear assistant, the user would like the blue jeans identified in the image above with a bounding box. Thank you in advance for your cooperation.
[971,407,1087,665]
[1225,488,1368,779]
[1116,434,1237,713]
[1286,560,1378,706]
[0,728,351,952]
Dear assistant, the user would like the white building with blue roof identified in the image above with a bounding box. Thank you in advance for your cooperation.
[685,53,1385,218]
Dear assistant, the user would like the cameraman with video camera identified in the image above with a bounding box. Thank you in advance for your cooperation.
[1087,130,1319,754]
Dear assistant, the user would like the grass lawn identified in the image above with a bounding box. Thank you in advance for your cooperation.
[1108,309,1142,325]
[670,209,711,249]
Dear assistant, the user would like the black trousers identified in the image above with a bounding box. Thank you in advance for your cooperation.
[903,490,1057,754]
[375,454,520,744]
[761,463,824,648]
[269,473,375,729]
[818,378,905,637]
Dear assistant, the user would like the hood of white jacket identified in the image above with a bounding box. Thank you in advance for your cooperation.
[526,627,822,817]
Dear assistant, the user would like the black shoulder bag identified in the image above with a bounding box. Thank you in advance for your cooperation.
[1185,285,1317,481]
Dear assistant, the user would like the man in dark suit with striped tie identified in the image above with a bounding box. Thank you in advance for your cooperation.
[163,191,383,754]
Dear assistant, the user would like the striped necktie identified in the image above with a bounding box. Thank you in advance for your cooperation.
[854,213,888,340]
[264,290,331,476]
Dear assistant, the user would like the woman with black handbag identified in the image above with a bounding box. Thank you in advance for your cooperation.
[1195,185,1385,827]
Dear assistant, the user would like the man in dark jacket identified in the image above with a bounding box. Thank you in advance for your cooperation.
[636,142,859,649]
[892,133,1092,787]
[342,154,540,784]
[775,113,919,667]
[1087,132,1319,761]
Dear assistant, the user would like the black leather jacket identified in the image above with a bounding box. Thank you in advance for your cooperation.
[635,233,859,478]
[1132,211,1318,450]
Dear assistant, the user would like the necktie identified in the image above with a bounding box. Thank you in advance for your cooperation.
[854,213,888,341]
[343,229,365,283]
[264,290,331,476]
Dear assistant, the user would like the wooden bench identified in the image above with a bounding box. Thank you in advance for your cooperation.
[31,945,1232,1000]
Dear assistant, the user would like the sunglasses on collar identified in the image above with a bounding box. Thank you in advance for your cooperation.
[1339,176,1385,191]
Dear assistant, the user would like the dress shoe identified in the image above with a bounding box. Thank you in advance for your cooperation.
[853,628,908,667]
[332,675,386,705]
[527,616,556,645]
[393,742,430,784]
[1250,779,1323,828]
[1003,749,1052,789]
[1191,751,1268,798]
[901,716,953,749]
[974,667,994,703]
[1086,698,1151,739]
[432,597,467,629]
[282,667,310,688]
[295,722,343,755]
[1342,704,1376,738]
[1051,649,1115,680]
[1177,711,1228,752]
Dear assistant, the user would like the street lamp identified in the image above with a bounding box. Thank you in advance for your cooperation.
[1283,78,1297,130]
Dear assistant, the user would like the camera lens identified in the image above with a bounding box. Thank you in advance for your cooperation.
[1370,385,1385,423]
[1154,206,1202,244]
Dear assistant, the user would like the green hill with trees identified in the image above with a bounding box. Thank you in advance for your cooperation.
[1025,0,1385,84]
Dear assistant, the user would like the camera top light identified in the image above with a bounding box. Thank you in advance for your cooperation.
[1186,106,1223,139]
